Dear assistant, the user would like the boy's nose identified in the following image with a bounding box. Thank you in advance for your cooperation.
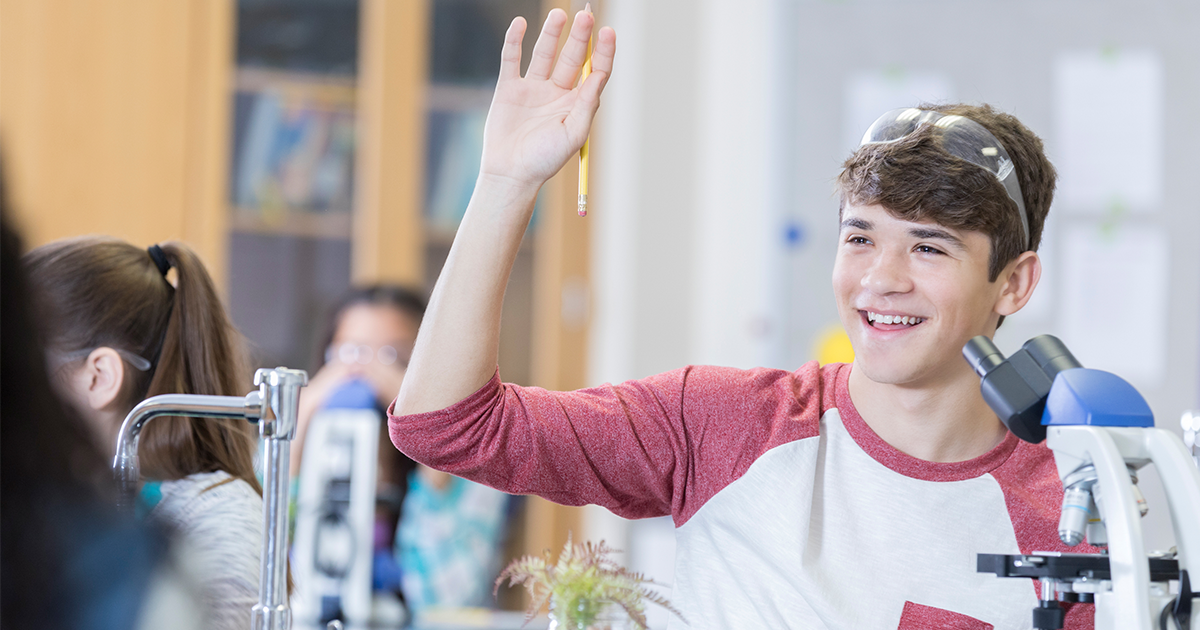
[860,250,913,295]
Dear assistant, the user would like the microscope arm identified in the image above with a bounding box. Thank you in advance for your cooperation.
[1048,426,1153,630]
[1143,429,1200,580]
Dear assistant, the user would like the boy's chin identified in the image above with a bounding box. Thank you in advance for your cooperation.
[854,355,935,387]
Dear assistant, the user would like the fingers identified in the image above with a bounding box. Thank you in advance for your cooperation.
[498,16,527,81]
[588,25,615,82]
[564,26,615,145]
[550,9,596,90]
[525,9,567,80]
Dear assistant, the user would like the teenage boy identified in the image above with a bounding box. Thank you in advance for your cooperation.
[388,9,1093,630]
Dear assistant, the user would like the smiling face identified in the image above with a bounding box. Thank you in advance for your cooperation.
[833,203,1024,389]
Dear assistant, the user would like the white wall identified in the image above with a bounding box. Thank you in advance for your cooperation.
[587,0,1200,604]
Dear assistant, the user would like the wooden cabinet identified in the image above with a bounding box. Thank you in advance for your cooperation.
[355,0,428,287]
[1,0,594,609]
[0,0,235,284]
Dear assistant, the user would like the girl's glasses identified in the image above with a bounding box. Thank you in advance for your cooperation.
[49,347,153,372]
[325,343,402,367]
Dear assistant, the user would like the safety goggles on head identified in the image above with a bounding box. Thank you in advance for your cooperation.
[860,108,1030,250]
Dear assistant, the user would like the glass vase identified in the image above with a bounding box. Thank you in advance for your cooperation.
[547,598,631,630]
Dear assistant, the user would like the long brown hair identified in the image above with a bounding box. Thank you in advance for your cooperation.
[23,236,260,494]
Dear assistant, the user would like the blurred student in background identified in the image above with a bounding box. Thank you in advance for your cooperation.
[23,235,263,630]
[2,194,205,629]
[292,286,511,614]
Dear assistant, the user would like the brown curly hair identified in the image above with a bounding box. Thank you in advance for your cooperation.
[837,103,1057,282]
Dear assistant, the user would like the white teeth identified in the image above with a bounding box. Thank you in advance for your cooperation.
[867,311,924,326]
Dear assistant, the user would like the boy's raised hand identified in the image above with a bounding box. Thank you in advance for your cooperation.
[394,9,614,416]
[479,9,615,191]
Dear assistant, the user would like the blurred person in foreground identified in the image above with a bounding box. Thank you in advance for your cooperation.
[387,8,1097,630]
[292,286,510,615]
[23,234,267,630]
[1,196,204,628]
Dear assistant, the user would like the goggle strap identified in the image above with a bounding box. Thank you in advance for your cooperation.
[1001,173,1031,249]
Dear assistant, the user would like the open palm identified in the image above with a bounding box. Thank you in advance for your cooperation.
[479,9,616,189]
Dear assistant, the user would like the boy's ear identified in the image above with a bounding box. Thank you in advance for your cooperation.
[995,251,1042,317]
[81,347,128,412]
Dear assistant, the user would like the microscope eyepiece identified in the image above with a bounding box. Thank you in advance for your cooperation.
[963,336,1005,377]
[962,335,1061,444]
[1021,335,1082,380]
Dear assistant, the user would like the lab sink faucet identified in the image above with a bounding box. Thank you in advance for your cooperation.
[113,367,308,630]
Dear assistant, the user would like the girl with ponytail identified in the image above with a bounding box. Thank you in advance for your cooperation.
[24,236,263,630]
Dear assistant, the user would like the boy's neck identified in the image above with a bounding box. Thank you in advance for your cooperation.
[846,364,1009,463]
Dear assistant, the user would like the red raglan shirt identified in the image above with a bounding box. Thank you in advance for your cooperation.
[388,362,1095,629]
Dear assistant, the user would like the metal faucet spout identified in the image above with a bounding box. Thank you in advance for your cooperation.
[113,392,264,513]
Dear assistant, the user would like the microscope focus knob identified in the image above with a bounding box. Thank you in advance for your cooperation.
[1032,601,1066,630]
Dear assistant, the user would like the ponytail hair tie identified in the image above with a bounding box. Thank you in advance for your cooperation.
[147,244,171,277]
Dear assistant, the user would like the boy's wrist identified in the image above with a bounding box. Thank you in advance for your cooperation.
[474,171,543,203]
[469,173,544,231]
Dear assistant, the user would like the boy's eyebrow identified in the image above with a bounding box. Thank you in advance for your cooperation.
[840,216,968,251]
[840,217,872,231]
[909,226,967,250]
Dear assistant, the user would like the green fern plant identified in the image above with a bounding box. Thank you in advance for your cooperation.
[494,534,683,630]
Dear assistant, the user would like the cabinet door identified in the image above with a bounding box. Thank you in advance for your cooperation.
[0,0,234,285]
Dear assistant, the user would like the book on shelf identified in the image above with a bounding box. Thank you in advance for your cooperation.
[231,69,357,219]
[425,108,487,232]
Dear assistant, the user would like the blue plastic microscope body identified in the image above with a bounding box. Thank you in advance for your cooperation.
[1042,368,1155,428]
[323,378,378,410]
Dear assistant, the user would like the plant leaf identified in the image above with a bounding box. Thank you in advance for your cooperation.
[494,532,685,630]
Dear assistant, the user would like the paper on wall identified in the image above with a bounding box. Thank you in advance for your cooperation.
[1059,222,1169,388]
[842,68,955,157]
[1053,49,1163,213]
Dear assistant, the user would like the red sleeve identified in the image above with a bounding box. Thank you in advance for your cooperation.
[387,362,828,523]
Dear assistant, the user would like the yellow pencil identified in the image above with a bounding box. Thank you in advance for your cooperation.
[578,3,593,218]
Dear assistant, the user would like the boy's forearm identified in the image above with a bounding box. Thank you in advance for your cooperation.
[394,175,540,415]
[393,9,613,414]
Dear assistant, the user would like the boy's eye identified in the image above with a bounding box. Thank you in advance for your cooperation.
[846,235,871,245]
[915,244,944,255]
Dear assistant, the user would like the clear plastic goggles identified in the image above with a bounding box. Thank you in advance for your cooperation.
[860,108,1030,249]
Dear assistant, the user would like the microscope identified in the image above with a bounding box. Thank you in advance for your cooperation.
[114,367,308,630]
[291,378,401,628]
[963,335,1200,630]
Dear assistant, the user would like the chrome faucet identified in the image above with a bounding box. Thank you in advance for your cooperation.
[114,367,308,630]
